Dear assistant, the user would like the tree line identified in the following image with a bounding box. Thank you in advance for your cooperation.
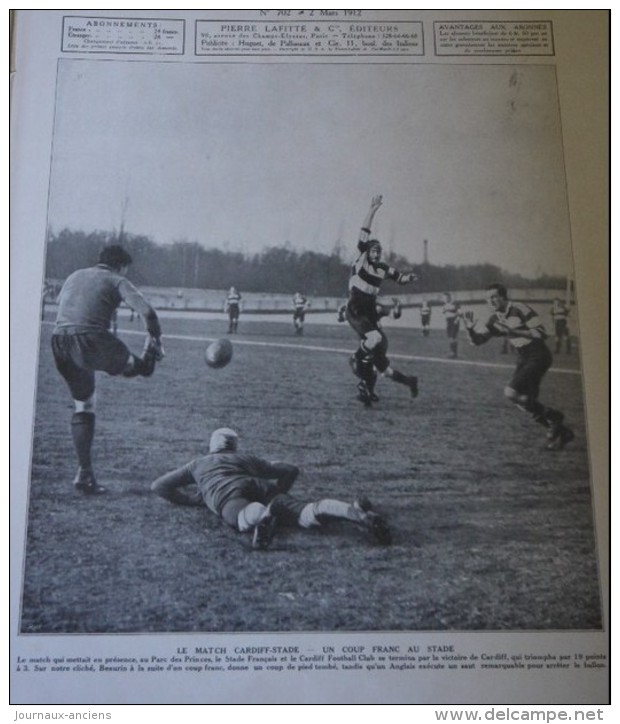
[45,228,567,296]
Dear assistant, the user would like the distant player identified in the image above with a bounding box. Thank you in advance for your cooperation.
[292,292,310,335]
[41,280,55,321]
[442,292,461,358]
[110,308,118,337]
[345,195,418,407]
[420,299,431,337]
[462,283,574,451]
[51,244,165,494]
[152,428,391,549]
[550,297,572,354]
[225,286,242,334]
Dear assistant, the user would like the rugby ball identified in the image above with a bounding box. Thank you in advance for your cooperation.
[205,338,233,369]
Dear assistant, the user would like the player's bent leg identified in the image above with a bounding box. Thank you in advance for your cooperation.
[350,349,376,407]
[270,494,309,525]
[226,500,275,550]
[384,366,418,398]
[298,497,392,545]
[504,386,574,450]
[122,337,162,378]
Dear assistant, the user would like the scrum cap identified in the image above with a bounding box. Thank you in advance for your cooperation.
[209,428,239,453]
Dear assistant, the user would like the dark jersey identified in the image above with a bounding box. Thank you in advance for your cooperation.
[469,302,547,350]
[182,453,287,516]
[54,264,158,336]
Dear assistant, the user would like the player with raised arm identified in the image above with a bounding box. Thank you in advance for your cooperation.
[51,245,165,494]
[345,195,418,407]
[462,283,574,451]
[152,428,391,550]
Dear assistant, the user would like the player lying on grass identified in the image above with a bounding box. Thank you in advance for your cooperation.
[51,244,165,495]
[345,195,418,407]
[151,428,392,550]
[461,283,574,451]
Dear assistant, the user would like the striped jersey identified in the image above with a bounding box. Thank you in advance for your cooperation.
[349,251,403,298]
[471,301,547,350]
[442,301,460,320]
[293,293,308,310]
[226,289,242,308]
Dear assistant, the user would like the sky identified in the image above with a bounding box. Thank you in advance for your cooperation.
[48,59,574,278]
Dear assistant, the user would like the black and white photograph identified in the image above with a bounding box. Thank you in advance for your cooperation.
[10,9,609,706]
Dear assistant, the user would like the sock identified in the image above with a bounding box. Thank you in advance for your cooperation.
[71,412,95,470]
[237,502,267,532]
[299,498,362,528]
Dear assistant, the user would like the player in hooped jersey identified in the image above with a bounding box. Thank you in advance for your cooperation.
[225,286,242,334]
[152,428,391,549]
[420,299,432,337]
[442,292,461,358]
[292,292,310,335]
[462,283,574,451]
[345,195,418,406]
[51,245,164,494]
[550,297,572,354]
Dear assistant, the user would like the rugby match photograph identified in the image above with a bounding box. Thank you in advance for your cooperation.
[17,57,603,636]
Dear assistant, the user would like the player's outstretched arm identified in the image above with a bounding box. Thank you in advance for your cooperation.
[151,467,203,506]
[119,279,162,337]
[358,194,383,248]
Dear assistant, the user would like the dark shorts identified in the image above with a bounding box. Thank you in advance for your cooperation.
[554,319,569,337]
[346,297,380,338]
[346,300,390,372]
[228,305,240,320]
[446,318,460,339]
[509,340,552,399]
[51,331,131,401]
[293,309,305,322]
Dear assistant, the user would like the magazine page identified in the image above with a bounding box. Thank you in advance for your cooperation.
[9,9,609,707]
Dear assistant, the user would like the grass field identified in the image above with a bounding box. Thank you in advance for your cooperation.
[19,312,602,633]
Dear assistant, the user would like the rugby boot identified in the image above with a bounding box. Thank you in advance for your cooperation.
[545,410,564,440]
[73,467,106,495]
[546,426,575,451]
[252,514,276,550]
[352,498,392,545]
[357,381,373,407]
